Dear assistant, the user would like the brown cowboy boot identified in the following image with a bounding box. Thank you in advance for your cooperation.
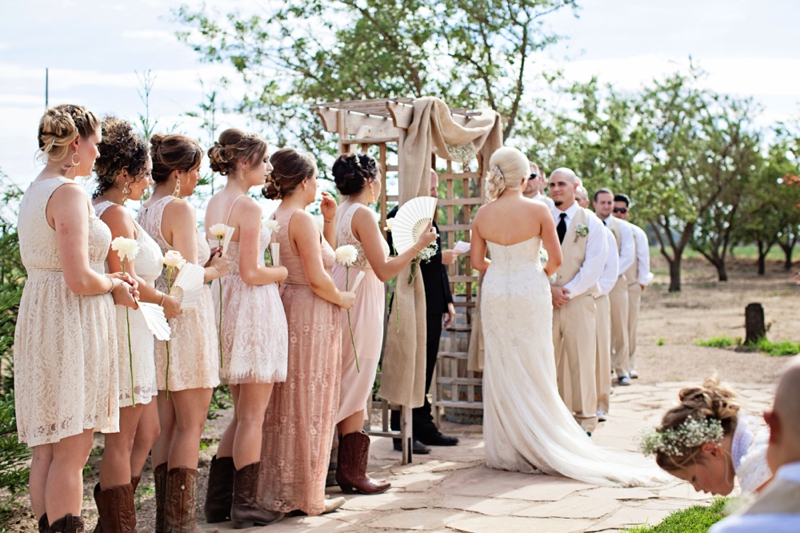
[153,463,168,533]
[48,514,85,533]
[92,483,137,533]
[230,462,283,529]
[203,455,234,523]
[130,476,141,494]
[38,514,48,533]
[163,467,218,533]
[336,432,391,495]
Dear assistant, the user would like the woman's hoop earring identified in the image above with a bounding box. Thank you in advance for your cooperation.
[71,153,81,167]
[173,178,181,197]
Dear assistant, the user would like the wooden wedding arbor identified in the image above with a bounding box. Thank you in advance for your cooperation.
[312,98,492,463]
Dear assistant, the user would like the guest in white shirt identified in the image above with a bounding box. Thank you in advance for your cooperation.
[575,186,590,208]
[523,160,554,208]
[593,188,635,385]
[548,168,608,435]
[709,359,800,533]
[612,194,652,379]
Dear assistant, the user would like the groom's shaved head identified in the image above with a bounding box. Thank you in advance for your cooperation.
[550,168,577,184]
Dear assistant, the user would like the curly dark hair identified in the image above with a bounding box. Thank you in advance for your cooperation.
[207,128,268,176]
[93,117,149,199]
[332,153,378,196]
[263,148,317,200]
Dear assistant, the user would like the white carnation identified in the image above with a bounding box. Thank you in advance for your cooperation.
[162,250,186,269]
[264,219,280,233]
[384,218,394,232]
[111,237,140,263]
[335,244,359,267]
[209,223,229,239]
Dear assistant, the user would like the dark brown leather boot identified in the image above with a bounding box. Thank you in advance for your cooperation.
[230,463,283,529]
[48,514,85,533]
[37,513,48,533]
[131,476,141,494]
[153,463,168,533]
[336,432,391,495]
[164,467,218,533]
[92,483,137,533]
[203,455,234,523]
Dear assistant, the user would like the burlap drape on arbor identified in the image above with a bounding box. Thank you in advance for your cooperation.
[379,97,502,408]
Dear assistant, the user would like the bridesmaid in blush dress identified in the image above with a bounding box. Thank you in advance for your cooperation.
[257,147,355,516]
[330,153,435,494]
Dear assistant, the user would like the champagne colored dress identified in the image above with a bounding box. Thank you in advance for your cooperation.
[211,196,288,384]
[258,208,342,516]
[14,178,119,446]
[331,203,387,423]
[137,196,220,392]
[95,201,160,406]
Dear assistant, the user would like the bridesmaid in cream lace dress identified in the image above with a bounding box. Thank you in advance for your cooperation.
[91,117,184,532]
[202,129,288,528]
[15,105,138,533]
[257,148,355,516]
[330,153,435,494]
[137,134,229,533]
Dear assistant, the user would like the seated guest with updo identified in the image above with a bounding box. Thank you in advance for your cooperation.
[16,105,138,533]
[640,375,772,496]
[330,153,436,494]
[258,148,355,516]
[92,117,182,532]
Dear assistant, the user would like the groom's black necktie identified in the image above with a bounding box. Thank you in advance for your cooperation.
[557,213,567,244]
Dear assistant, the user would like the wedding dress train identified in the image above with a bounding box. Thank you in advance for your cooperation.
[482,237,669,487]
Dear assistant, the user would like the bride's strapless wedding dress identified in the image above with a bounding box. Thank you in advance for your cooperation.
[482,237,669,487]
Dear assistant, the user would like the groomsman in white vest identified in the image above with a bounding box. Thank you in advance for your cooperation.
[612,194,652,379]
[592,188,635,386]
[548,169,608,435]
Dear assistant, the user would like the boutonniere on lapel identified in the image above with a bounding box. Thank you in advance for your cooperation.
[574,223,589,243]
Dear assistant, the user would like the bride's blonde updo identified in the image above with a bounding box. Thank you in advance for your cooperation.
[37,104,100,163]
[485,147,529,201]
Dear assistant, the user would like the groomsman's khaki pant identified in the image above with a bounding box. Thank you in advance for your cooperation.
[553,293,598,433]
[627,283,643,371]
[595,294,612,414]
[609,277,629,379]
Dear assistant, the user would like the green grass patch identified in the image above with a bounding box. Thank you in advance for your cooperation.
[657,337,665,346]
[627,498,728,533]
[694,335,741,348]
[757,338,800,356]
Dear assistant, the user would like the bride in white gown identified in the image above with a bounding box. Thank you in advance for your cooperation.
[470,147,669,487]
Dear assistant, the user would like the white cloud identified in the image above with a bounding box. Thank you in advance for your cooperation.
[122,29,176,43]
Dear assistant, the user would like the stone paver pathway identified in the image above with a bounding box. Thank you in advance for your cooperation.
[209,381,773,532]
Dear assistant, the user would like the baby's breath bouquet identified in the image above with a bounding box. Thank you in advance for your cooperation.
[111,237,140,407]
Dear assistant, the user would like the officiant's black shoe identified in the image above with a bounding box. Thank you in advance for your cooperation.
[392,439,431,455]
[417,432,459,447]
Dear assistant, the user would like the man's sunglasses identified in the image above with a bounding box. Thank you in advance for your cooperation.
[613,207,628,214]
[529,173,538,180]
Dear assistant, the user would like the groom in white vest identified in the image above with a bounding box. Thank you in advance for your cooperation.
[548,169,608,434]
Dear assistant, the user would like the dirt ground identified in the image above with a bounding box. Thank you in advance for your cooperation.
[3,256,797,532]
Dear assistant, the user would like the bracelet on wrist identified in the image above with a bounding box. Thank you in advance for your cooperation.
[105,279,116,295]
[159,293,166,306]
[324,219,333,224]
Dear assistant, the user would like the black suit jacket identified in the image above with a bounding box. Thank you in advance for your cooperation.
[387,205,454,317]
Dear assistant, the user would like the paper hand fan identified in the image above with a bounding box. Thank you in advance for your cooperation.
[350,271,366,292]
[138,302,171,341]
[169,262,205,310]
[391,196,438,254]
[220,227,235,256]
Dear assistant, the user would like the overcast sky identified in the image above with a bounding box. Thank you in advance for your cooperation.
[2,0,799,188]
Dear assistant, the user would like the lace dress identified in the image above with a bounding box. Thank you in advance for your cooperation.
[14,178,119,446]
[137,196,220,392]
[258,208,342,516]
[211,196,288,384]
[482,237,670,487]
[331,203,387,423]
[95,201,160,406]
[733,414,772,493]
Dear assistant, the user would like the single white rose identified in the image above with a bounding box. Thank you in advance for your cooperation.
[335,244,359,267]
[209,223,229,239]
[264,219,280,233]
[162,250,186,269]
[384,218,394,232]
[111,237,140,263]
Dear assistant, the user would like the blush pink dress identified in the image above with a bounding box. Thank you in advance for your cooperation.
[258,208,342,516]
[331,203,387,423]
[211,196,288,384]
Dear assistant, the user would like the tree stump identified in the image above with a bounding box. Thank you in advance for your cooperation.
[745,303,766,346]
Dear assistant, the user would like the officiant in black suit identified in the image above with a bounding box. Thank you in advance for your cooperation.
[388,169,460,454]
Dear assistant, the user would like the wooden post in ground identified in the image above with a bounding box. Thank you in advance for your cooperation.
[745,303,765,346]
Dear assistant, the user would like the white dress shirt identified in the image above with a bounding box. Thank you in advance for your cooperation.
[630,222,652,286]
[709,462,800,533]
[532,192,555,209]
[552,203,609,299]
[597,226,619,296]
[601,216,634,275]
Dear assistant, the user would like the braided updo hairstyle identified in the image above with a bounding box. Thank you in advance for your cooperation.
[93,117,149,199]
[150,134,203,184]
[263,147,317,200]
[331,153,378,196]
[207,129,268,176]
[485,147,529,201]
[655,375,740,471]
[37,104,100,163]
